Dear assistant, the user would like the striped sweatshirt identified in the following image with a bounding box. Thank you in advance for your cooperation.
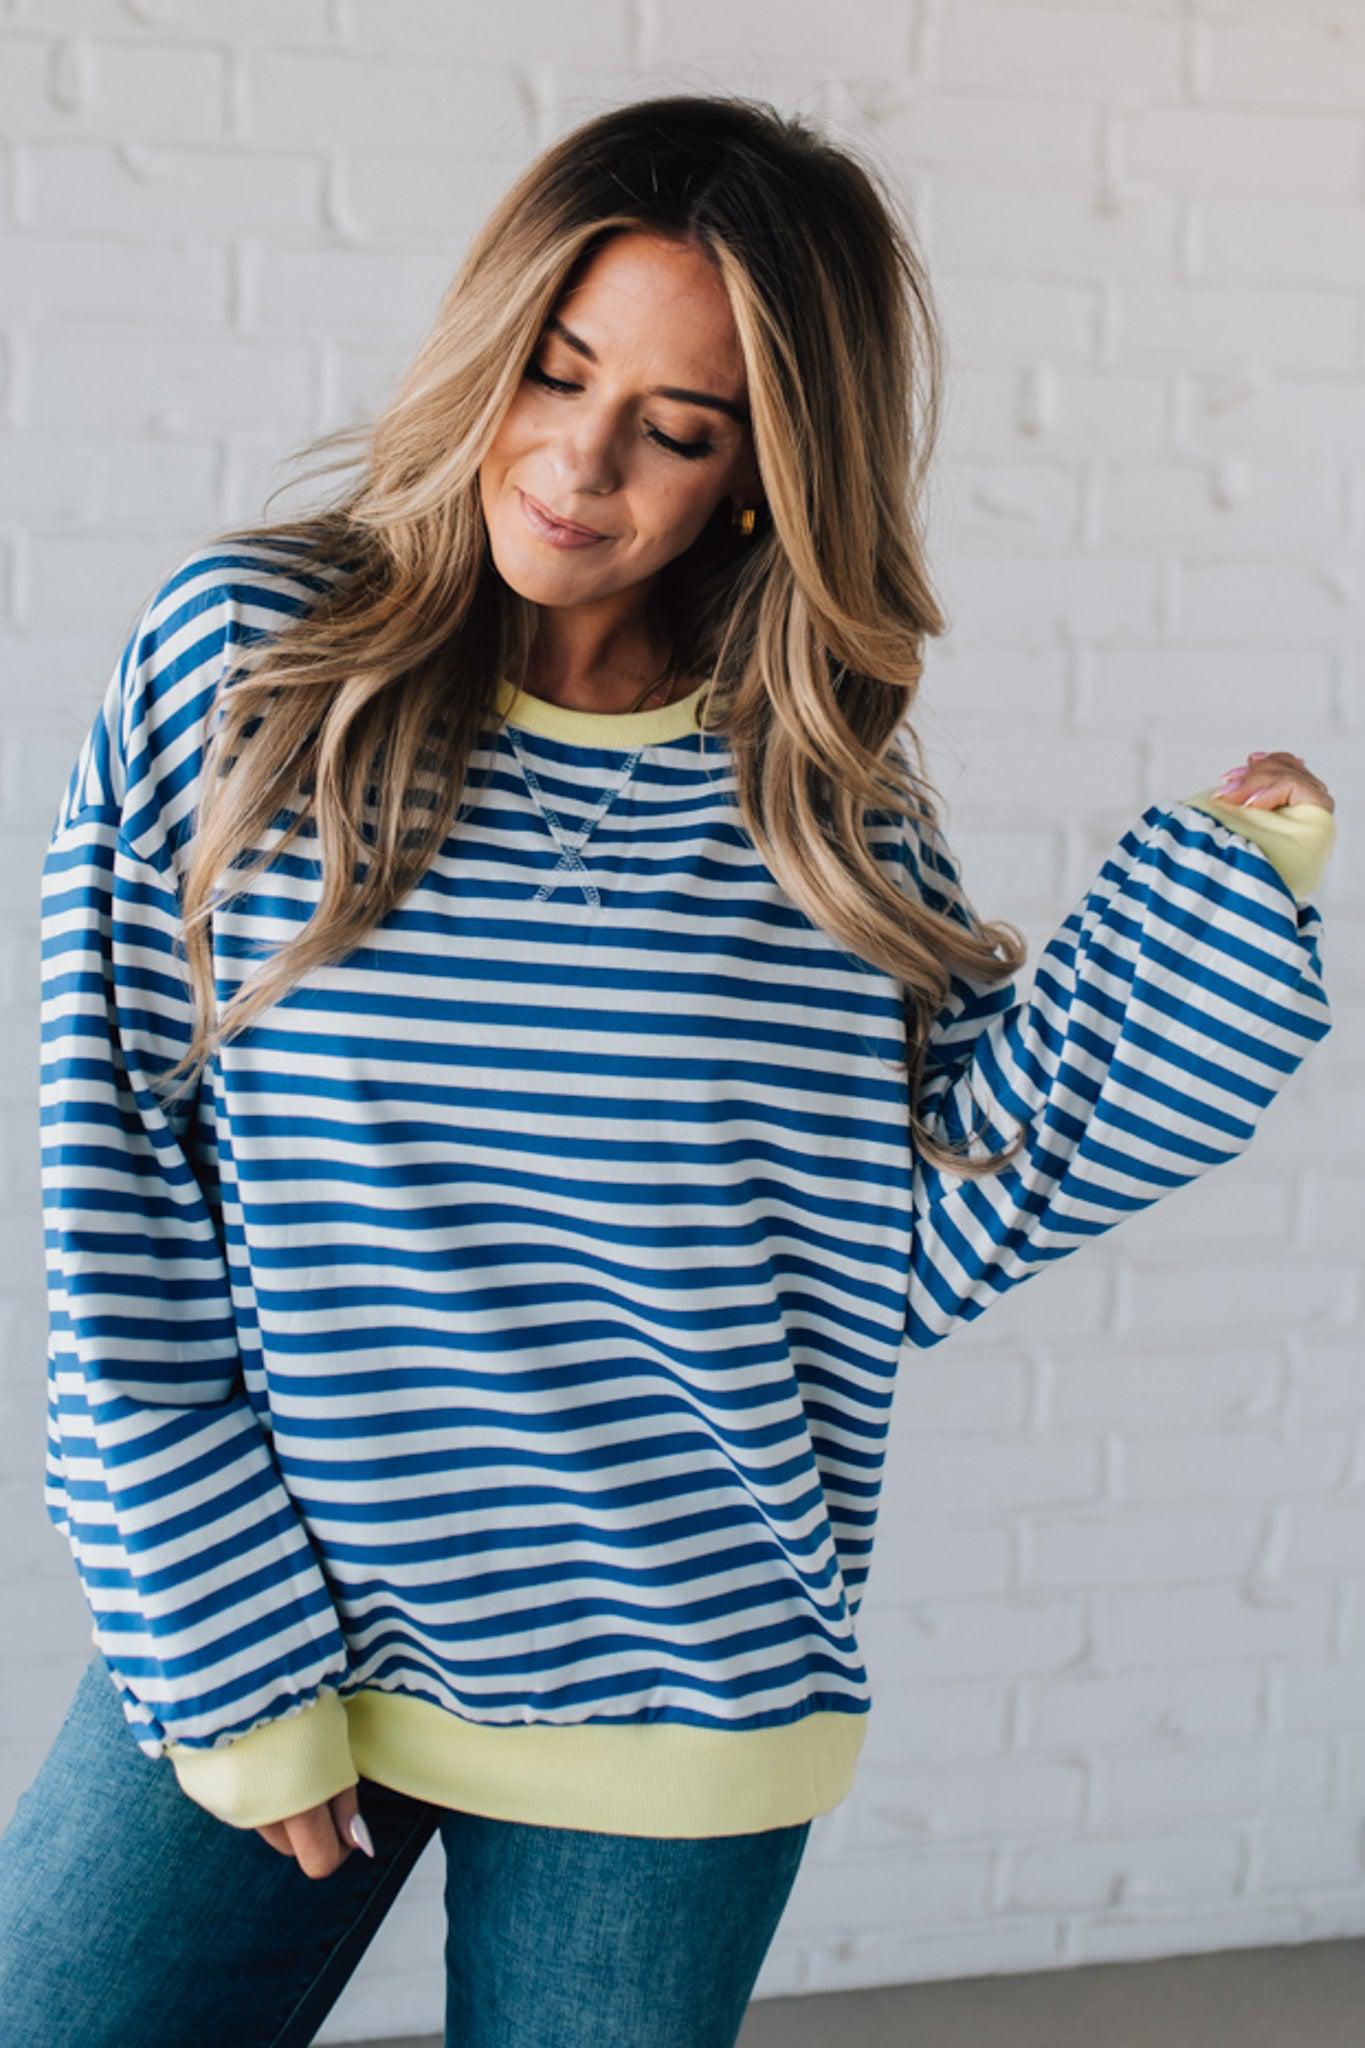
[38,543,1337,1838]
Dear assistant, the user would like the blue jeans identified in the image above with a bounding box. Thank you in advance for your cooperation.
[0,1651,812,2047]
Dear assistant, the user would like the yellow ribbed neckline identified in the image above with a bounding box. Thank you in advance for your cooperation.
[495,675,715,747]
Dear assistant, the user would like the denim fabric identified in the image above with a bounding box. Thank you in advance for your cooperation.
[0,1652,812,2047]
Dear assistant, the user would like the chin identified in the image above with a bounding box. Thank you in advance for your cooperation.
[488,538,601,603]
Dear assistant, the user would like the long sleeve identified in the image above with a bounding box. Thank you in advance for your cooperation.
[903,794,1335,1351]
[39,562,356,1827]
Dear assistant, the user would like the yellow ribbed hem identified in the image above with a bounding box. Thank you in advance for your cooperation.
[166,1687,354,1827]
[345,1689,867,1838]
[164,1678,868,1837]
[1180,791,1336,905]
[494,675,720,746]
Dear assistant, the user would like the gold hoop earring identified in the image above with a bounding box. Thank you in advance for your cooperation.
[732,502,757,536]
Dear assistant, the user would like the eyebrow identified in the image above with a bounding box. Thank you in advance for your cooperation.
[545,315,750,426]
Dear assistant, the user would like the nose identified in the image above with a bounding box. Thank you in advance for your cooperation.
[548,403,622,496]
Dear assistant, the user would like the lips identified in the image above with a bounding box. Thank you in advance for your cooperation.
[519,490,607,542]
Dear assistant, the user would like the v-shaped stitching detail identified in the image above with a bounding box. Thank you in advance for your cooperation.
[507,727,645,908]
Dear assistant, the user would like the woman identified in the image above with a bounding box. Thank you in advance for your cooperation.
[0,91,1336,2048]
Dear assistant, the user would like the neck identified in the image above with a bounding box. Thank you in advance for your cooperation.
[522,608,677,715]
[522,662,683,715]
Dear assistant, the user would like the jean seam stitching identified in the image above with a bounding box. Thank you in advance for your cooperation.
[261,1813,433,2048]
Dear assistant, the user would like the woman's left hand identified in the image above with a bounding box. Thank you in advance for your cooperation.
[1210,750,1335,812]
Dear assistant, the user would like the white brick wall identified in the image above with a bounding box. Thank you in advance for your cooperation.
[0,2,1360,2038]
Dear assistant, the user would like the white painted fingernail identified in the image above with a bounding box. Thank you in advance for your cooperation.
[349,1813,375,1857]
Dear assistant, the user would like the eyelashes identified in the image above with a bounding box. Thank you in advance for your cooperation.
[523,359,716,463]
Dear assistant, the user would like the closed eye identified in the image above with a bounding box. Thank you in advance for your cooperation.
[523,359,716,462]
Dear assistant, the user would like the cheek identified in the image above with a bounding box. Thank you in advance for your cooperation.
[482,397,536,477]
[635,471,721,550]
[479,430,533,531]
[659,489,730,565]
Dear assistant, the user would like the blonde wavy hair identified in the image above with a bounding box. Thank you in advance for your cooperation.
[161,90,1029,1182]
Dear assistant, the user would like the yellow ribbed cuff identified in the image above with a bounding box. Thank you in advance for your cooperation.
[1181,791,1337,906]
[166,1689,357,1828]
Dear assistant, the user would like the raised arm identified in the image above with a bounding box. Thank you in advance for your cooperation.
[903,788,1335,1350]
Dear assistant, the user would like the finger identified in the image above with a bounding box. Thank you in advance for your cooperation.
[283,1805,350,1881]
[1240,777,1304,808]
[254,1821,295,1857]
[329,1785,374,1859]
[1211,772,1280,806]
[1212,757,1331,809]
[1251,784,1333,810]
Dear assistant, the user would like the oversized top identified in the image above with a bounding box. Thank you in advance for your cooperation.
[37,544,1336,1834]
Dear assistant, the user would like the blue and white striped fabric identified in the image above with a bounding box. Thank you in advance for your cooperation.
[902,791,1333,1347]
[38,543,1333,1832]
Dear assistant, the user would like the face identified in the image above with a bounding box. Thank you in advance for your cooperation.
[478,231,761,621]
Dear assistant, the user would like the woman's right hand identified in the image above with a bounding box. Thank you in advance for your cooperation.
[253,1782,374,1878]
